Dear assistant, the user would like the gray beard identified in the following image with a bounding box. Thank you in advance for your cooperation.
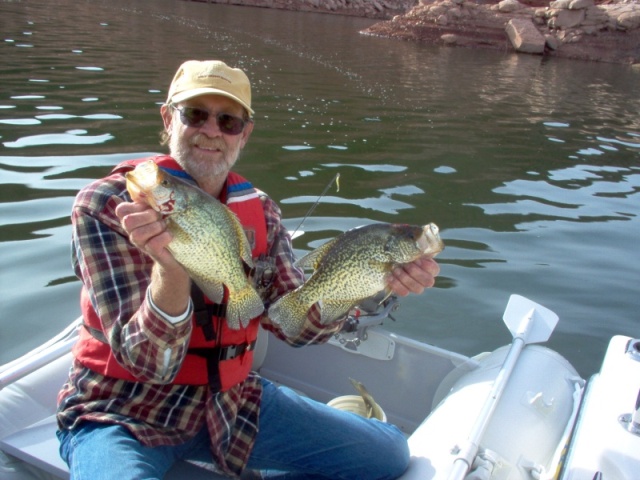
[168,133,240,191]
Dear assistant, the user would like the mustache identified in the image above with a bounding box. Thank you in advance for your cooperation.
[190,134,226,151]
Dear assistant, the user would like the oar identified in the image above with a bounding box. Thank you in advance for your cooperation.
[448,294,559,480]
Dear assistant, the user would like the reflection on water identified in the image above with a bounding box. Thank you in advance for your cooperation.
[1,0,639,376]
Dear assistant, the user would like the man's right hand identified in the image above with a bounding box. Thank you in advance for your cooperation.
[115,200,191,317]
[115,200,175,265]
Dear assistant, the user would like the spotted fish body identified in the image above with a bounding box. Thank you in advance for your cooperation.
[268,223,444,337]
[125,160,264,329]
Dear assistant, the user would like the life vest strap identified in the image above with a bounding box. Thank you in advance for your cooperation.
[188,340,256,390]
[191,283,226,342]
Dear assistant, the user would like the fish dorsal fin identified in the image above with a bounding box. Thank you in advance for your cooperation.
[294,237,339,270]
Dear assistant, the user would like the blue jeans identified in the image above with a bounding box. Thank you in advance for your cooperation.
[58,379,409,480]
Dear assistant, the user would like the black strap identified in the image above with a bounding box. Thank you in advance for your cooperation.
[191,283,226,341]
[188,347,223,391]
[189,340,257,362]
[190,283,222,389]
[188,340,256,391]
[189,283,257,391]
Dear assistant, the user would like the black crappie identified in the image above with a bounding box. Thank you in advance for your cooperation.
[125,160,264,329]
[268,223,443,337]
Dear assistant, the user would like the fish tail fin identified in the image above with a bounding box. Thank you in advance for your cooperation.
[226,286,264,330]
[268,290,310,338]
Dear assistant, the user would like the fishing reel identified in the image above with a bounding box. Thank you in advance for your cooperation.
[330,293,400,360]
[341,293,400,334]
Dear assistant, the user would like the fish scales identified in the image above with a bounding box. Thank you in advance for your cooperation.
[169,200,248,301]
[268,223,443,337]
[125,160,264,330]
[299,232,391,301]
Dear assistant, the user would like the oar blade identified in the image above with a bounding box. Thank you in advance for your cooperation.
[503,294,559,344]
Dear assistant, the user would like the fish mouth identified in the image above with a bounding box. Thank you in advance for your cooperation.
[124,172,147,202]
[124,162,164,211]
[417,223,444,256]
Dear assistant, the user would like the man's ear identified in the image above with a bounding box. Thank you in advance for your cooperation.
[239,120,254,149]
[160,104,173,132]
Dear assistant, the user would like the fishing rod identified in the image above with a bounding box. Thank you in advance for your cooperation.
[290,172,340,240]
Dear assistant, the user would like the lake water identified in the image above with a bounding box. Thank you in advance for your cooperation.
[1,0,638,377]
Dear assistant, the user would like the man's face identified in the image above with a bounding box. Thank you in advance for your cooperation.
[161,94,253,183]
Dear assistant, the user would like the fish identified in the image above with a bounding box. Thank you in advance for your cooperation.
[125,160,264,329]
[350,378,378,419]
[268,222,444,337]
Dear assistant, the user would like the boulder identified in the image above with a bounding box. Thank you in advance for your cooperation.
[550,9,585,28]
[506,18,546,53]
[550,0,572,9]
[618,10,640,30]
[545,34,560,50]
[568,0,594,10]
[498,0,525,13]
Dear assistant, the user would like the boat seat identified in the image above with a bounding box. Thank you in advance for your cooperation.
[0,327,270,479]
[0,414,239,479]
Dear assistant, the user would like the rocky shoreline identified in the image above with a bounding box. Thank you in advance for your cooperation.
[191,0,419,19]
[192,0,640,64]
[365,0,640,64]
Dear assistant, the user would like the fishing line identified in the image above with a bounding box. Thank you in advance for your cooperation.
[290,173,340,240]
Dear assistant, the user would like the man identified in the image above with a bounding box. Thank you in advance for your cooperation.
[57,60,440,479]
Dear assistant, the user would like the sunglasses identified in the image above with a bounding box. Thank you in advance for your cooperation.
[170,104,249,135]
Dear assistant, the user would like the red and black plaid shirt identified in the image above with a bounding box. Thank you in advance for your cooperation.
[57,169,341,476]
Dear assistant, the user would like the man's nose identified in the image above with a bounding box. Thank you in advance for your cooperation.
[199,113,222,136]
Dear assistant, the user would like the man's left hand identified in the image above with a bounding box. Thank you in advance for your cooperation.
[387,257,440,297]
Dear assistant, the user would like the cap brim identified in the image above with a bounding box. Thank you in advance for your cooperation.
[170,88,254,116]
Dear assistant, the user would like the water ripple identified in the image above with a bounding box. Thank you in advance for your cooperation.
[3,132,115,148]
[472,164,639,225]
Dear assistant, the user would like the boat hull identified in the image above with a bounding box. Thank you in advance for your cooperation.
[404,345,581,479]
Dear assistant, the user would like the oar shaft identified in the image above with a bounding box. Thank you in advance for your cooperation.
[471,336,526,440]
[448,312,534,480]
[0,337,77,390]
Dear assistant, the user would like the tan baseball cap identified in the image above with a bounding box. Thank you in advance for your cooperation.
[166,60,254,116]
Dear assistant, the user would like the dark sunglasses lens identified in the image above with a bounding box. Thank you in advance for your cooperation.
[175,106,246,134]
[217,114,245,135]
[180,107,209,128]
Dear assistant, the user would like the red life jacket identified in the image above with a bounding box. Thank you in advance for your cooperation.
[74,155,268,391]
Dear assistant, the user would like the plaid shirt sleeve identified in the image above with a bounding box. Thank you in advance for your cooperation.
[257,194,345,346]
[72,173,193,383]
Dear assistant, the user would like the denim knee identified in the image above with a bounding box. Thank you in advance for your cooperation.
[381,423,411,479]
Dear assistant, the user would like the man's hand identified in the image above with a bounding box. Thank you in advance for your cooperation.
[115,200,191,317]
[387,257,440,297]
[115,201,176,265]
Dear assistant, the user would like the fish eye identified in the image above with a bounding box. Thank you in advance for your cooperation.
[161,180,169,187]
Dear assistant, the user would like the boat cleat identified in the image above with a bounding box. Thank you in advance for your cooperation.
[625,338,640,361]
[618,388,640,436]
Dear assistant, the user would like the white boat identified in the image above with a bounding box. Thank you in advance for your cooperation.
[1,294,638,480]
